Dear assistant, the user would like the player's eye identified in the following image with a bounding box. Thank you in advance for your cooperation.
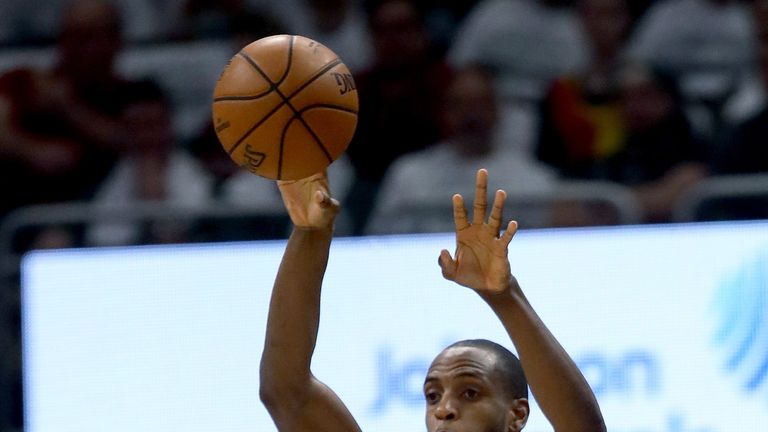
[425,391,441,404]
[463,388,479,400]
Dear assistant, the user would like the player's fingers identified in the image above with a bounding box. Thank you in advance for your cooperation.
[315,190,333,207]
[453,194,470,231]
[472,169,488,225]
[438,249,458,281]
[501,221,519,247]
[489,189,506,236]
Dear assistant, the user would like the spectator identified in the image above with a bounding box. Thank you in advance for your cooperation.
[535,0,708,223]
[711,0,768,220]
[535,0,645,226]
[719,0,768,175]
[368,66,555,234]
[85,86,186,246]
[611,64,709,222]
[343,0,452,235]
[626,0,757,140]
[255,0,374,73]
[0,0,171,248]
[448,0,589,102]
[539,61,709,223]
[536,0,634,180]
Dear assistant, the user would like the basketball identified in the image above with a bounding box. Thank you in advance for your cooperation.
[212,34,359,180]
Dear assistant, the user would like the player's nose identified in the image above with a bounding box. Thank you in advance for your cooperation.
[434,398,458,420]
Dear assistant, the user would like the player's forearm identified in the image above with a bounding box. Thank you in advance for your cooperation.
[260,227,332,397]
[482,277,605,432]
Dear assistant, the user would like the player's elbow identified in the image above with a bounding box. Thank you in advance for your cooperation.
[258,382,281,412]
[259,374,309,413]
[259,381,294,417]
[260,376,318,425]
[259,383,295,425]
[259,376,289,408]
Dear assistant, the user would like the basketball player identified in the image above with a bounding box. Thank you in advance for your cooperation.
[260,168,605,431]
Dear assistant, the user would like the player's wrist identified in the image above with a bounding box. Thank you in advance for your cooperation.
[292,225,335,236]
[479,275,523,304]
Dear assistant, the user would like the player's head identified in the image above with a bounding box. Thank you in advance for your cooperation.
[424,339,529,432]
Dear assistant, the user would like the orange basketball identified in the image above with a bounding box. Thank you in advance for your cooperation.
[212,34,359,180]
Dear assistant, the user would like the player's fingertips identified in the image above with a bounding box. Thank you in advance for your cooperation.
[503,221,518,238]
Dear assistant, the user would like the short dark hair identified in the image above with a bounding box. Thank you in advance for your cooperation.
[444,339,528,400]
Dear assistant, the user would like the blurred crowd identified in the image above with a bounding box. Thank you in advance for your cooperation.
[1,0,767,242]
[1,0,767,429]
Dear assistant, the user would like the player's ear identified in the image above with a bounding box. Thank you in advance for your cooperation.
[507,398,529,432]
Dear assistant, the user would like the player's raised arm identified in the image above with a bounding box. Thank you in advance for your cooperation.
[438,169,606,432]
[259,171,361,432]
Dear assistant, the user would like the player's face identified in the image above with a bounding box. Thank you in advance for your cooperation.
[424,346,527,432]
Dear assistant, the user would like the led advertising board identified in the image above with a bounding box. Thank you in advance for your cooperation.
[21,221,768,431]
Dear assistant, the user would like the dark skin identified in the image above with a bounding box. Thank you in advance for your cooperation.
[424,346,527,432]
[260,169,606,432]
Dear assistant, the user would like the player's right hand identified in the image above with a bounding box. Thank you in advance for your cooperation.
[277,171,339,230]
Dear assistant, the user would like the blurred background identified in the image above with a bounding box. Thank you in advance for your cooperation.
[1,0,767,430]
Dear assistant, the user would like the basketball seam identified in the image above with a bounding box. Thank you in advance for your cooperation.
[292,113,334,163]
[226,51,343,161]
[225,96,287,155]
[284,59,342,99]
[292,104,359,171]
[213,88,274,102]
[277,111,339,180]
[224,51,288,156]
[274,37,334,179]
[274,36,296,180]
[274,35,294,86]
[298,103,358,115]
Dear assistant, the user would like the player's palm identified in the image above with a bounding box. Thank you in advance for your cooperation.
[451,223,513,293]
[439,170,518,295]
[278,171,339,230]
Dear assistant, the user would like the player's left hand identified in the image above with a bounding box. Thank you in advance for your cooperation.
[438,169,518,295]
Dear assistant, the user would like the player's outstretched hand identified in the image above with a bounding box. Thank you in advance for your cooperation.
[277,171,339,230]
[439,169,518,295]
